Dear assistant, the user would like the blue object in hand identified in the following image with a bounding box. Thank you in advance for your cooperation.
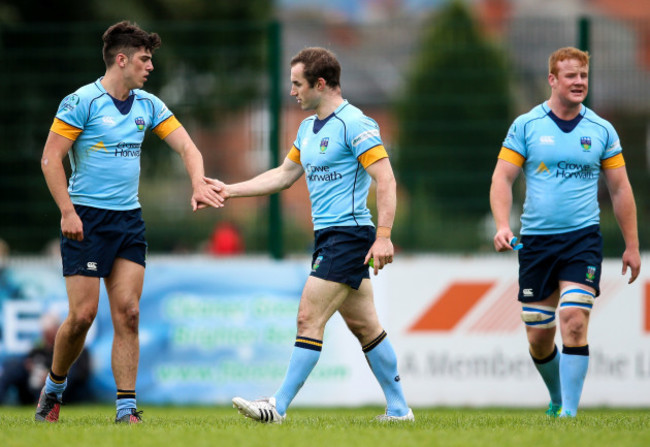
[509,236,523,250]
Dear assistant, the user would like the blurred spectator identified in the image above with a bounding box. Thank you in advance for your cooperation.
[0,312,93,405]
[0,238,21,300]
[207,221,244,256]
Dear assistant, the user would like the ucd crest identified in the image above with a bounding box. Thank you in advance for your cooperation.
[135,116,145,132]
[580,136,591,151]
[319,137,329,154]
[585,265,596,282]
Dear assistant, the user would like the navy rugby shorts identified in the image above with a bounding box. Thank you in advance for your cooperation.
[309,225,375,290]
[517,224,602,302]
[61,205,147,277]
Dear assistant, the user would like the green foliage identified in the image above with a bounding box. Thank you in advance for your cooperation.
[395,1,512,250]
[1,405,650,447]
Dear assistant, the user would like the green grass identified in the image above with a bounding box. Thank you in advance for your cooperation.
[2,406,650,447]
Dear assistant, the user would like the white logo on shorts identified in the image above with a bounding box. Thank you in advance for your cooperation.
[86,262,98,271]
[523,288,534,297]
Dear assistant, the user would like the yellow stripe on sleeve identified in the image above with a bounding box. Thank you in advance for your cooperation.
[498,147,525,167]
[153,115,182,139]
[50,117,82,141]
[602,153,625,169]
[287,146,301,165]
[357,145,388,169]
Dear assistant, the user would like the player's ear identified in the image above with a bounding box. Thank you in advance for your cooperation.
[117,53,128,68]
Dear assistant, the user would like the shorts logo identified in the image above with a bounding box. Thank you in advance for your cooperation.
[312,255,323,272]
[135,116,145,131]
[523,288,534,298]
[580,136,592,151]
[586,265,596,282]
[86,262,98,272]
[394,375,401,382]
[319,137,329,154]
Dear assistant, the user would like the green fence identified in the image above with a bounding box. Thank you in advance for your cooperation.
[1,14,648,257]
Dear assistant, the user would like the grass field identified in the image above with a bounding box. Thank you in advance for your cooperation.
[2,405,650,447]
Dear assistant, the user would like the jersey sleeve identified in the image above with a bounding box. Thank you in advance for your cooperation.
[287,146,301,165]
[347,115,383,159]
[501,115,527,158]
[147,93,177,135]
[52,92,87,138]
[602,121,622,160]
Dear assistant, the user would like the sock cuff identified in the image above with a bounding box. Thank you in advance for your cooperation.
[362,330,387,353]
[295,336,323,351]
[117,389,137,399]
[562,344,589,356]
[49,370,67,383]
[531,344,558,364]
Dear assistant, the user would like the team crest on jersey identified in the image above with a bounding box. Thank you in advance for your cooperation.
[585,265,596,282]
[580,136,592,151]
[135,116,145,132]
[319,138,329,154]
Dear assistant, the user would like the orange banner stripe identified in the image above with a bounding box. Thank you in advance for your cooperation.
[409,282,495,331]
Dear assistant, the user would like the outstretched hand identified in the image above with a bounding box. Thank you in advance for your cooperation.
[192,178,227,211]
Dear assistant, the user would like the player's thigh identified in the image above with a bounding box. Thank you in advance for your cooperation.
[65,275,101,317]
[338,278,382,344]
[104,257,145,315]
[299,275,350,324]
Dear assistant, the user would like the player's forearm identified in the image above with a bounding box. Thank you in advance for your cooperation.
[612,186,640,250]
[489,178,513,231]
[228,167,292,198]
[180,145,207,188]
[41,158,75,216]
[375,175,396,231]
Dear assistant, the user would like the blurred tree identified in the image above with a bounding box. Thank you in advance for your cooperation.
[0,0,272,252]
[394,0,511,249]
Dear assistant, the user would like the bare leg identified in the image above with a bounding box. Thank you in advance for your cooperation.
[51,275,100,376]
[104,258,144,390]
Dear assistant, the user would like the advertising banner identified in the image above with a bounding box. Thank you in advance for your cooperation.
[1,255,648,407]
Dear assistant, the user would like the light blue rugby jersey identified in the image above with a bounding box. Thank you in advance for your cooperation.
[292,101,383,230]
[502,102,622,235]
[52,78,176,210]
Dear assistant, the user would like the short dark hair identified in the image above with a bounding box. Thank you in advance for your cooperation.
[290,47,341,89]
[102,21,161,68]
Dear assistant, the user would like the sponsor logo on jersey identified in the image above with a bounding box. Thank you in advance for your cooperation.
[102,116,116,126]
[539,136,555,145]
[606,140,621,153]
[88,141,107,153]
[115,142,142,158]
[305,163,342,182]
[157,105,169,118]
[352,129,380,147]
[319,137,329,154]
[62,94,80,111]
[580,136,592,151]
[135,116,145,131]
[535,162,550,174]
[556,161,597,179]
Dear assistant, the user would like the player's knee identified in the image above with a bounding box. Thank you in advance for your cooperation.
[521,304,557,329]
[67,310,96,335]
[558,287,595,313]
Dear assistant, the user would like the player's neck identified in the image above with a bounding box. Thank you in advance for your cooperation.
[101,72,131,101]
[546,98,582,120]
[315,93,344,120]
